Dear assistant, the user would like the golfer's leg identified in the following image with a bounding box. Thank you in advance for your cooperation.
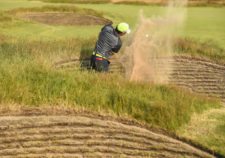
[95,60,109,72]
[90,55,96,70]
[102,60,109,72]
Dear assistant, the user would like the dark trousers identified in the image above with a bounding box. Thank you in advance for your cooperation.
[90,55,110,72]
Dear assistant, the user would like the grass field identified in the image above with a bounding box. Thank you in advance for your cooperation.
[0,40,221,131]
[0,1,224,63]
[0,1,225,47]
[0,0,225,156]
[179,108,225,155]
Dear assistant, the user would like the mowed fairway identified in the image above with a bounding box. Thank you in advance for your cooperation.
[0,0,225,157]
[0,0,225,49]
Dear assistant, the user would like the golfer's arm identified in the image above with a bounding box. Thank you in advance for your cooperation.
[111,38,121,53]
[105,32,121,53]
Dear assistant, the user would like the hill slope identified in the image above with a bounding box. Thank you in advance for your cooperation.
[0,107,219,158]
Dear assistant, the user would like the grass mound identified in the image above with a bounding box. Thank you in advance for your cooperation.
[0,34,8,43]
[0,107,219,157]
[0,12,13,22]
[34,0,225,6]
[6,5,112,26]
[7,5,104,17]
[179,108,225,156]
[0,39,221,132]
[113,0,225,6]
[32,0,110,4]
[174,38,225,64]
[20,12,111,26]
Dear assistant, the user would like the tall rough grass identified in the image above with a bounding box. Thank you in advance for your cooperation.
[114,0,225,6]
[0,34,7,43]
[0,39,221,131]
[174,38,225,64]
[179,108,225,156]
[0,12,13,22]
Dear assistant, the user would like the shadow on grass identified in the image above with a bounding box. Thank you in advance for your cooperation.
[79,42,94,70]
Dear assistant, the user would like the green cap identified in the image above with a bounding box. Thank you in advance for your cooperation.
[117,22,131,34]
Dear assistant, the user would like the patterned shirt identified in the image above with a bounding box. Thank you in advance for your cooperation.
[94,24,122,59]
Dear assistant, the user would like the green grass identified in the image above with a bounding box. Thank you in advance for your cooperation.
[0,12,13,21]
[75,4,225,48]
[183,7,225,49]
[35,0,110,4]
[29,0,225,6]
[174,37,225,64]
[0,4,107,40]
[7,5,104,17]
[0,39,221,132]
[0,5,106,40]
[178,108,225,156]
[0,0,47,11]
[0,0,224,155]
[0,20,101,40]
[0,1,224,49]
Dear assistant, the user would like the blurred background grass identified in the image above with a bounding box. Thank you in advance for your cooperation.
[0,0,224,155]
[0,1,225,49]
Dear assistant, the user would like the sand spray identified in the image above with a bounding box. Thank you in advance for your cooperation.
[120,0,188,83]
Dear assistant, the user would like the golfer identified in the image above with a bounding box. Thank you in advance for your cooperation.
[91,22,131,72]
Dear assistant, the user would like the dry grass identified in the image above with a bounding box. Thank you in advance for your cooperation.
[19,12,112,26]
[179,107,225,156]
[37,0,225,6]
[0,12,13,22]
[34,0,110,4]
[0,39,222,131]
[7,5,104,18]
[28,0,225,6]
[0,106,218,158]
[0,34,8,43]
[174,38,225,64]
[111,0,225,6]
